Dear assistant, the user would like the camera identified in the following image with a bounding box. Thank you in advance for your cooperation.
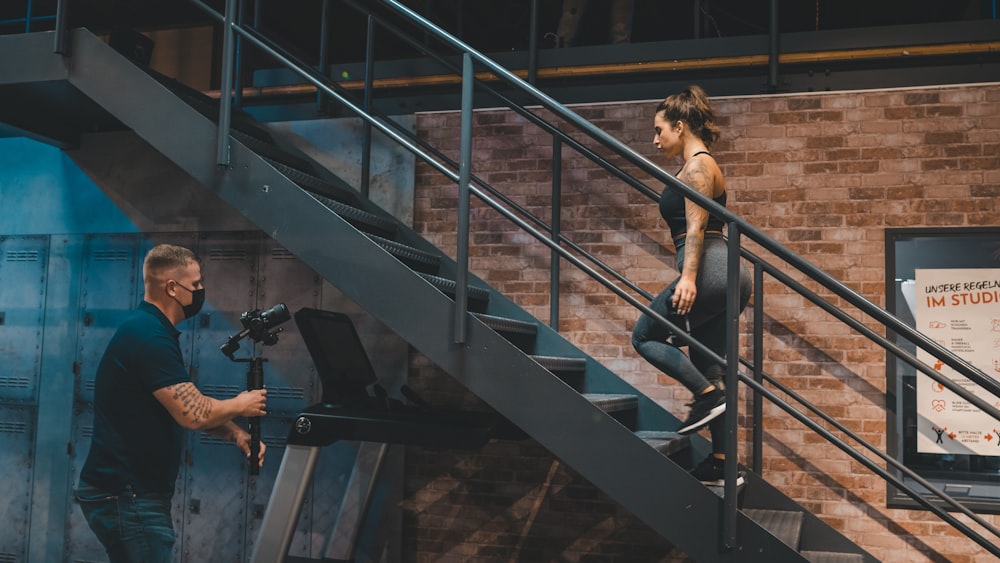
[221,303,290,359]
[240,303,291,344]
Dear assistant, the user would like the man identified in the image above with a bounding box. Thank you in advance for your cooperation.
[77,244,268,562]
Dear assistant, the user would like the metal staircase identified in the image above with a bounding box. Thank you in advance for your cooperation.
[0,27,882,562]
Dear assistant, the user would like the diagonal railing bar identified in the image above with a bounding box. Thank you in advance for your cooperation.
[198,0,997,454]
[183,0,1000,553]
[197,0,654,304]
[742,248,1000,424]
[373,0,997,400]
[748,361,1000,542]
[190,0,688,352]
[338,0,663,201]
[741,373,1000,557]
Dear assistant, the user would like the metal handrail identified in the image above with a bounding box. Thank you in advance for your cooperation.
[743,246,993,411]
[182,0,1000,554]
[742,373,1000,556]
[188,0,690,350]
[198,0,655,307]
[372,0,1000,408]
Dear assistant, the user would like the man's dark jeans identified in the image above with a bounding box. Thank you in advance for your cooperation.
[76,482,175,563]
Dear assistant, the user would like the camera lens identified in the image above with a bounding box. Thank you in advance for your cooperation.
[260,303,291,328]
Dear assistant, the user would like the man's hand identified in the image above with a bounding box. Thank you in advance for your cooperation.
[234,388,268,417]
[235,430,266,468]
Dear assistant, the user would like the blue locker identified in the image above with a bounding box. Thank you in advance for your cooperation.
[0,236,48,403]
[0,236,47,562]
[65,234,143,561]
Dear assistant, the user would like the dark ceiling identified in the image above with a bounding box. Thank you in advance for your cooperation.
[2,0,993,65]
[3,0,997,114]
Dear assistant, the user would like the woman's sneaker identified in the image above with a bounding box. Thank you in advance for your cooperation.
[676,389,725,435]
[690,456,745,487]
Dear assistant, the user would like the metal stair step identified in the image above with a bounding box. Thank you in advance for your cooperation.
[530,355,587,374]
[744,509,804,551]
[416,273,491,311]
[634,430,690,457]
[801,551,865,563]
[367,234,440,273]
[266,158,357,203]
[474,313,539,353]
[145,68,276,145]
[309,193,397,238]
[232,128,318,176]
[581,393,638,413]
[473,313,538,337]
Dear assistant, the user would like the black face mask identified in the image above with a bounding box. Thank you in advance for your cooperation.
[172,282,206,320]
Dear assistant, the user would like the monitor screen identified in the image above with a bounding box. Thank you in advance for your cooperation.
[294,308,378,400]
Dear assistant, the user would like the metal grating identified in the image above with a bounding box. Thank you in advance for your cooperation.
[4,250,39,262]
[92,250,130,261]
[270,247,296,260]
[200,384,304,401]
[200,431,287,447]
[207,248,248,261]
[200,384,243,397]
[0,421,27,434]
[0,377,30,390]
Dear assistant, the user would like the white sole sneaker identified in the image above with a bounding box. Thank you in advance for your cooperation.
[677,402,726,435]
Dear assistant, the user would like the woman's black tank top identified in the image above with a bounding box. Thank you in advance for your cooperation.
[658,151,726,240]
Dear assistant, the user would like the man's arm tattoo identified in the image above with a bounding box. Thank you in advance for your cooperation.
[171,382,212,423]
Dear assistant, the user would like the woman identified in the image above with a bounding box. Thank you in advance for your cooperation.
[631,85,751,485]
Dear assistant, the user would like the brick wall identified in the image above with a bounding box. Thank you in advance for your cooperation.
[405,83,1000,562]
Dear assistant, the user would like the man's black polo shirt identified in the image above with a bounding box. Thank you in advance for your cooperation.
[80,301,191,494]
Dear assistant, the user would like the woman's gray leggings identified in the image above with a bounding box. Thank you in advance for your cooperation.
[631,235,751,395]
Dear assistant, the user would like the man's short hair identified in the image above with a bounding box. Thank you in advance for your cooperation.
[143,244,198,282]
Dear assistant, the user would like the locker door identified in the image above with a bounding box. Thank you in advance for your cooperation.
[0,406,35,563]
[65,234,143,561]
[181,232,260,563]
[0,235,47,402]
[0,236,47,562]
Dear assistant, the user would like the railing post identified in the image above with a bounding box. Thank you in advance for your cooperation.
[768,0,780,93]
[692,0,701,39]
[528,0,539,84]
[549,136,562,330]
[217,0,238,166]
[360,14,375,198]
[454,53,474,344]
[722,221,742,550]
[752,262,764,473]
[317,0,331,114]
[233,0,246,109]
[53,0,69,54]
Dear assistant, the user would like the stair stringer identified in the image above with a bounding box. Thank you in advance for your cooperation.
[8,28,861,562]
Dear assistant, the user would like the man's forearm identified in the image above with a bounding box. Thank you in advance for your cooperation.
[204,420,246,442]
